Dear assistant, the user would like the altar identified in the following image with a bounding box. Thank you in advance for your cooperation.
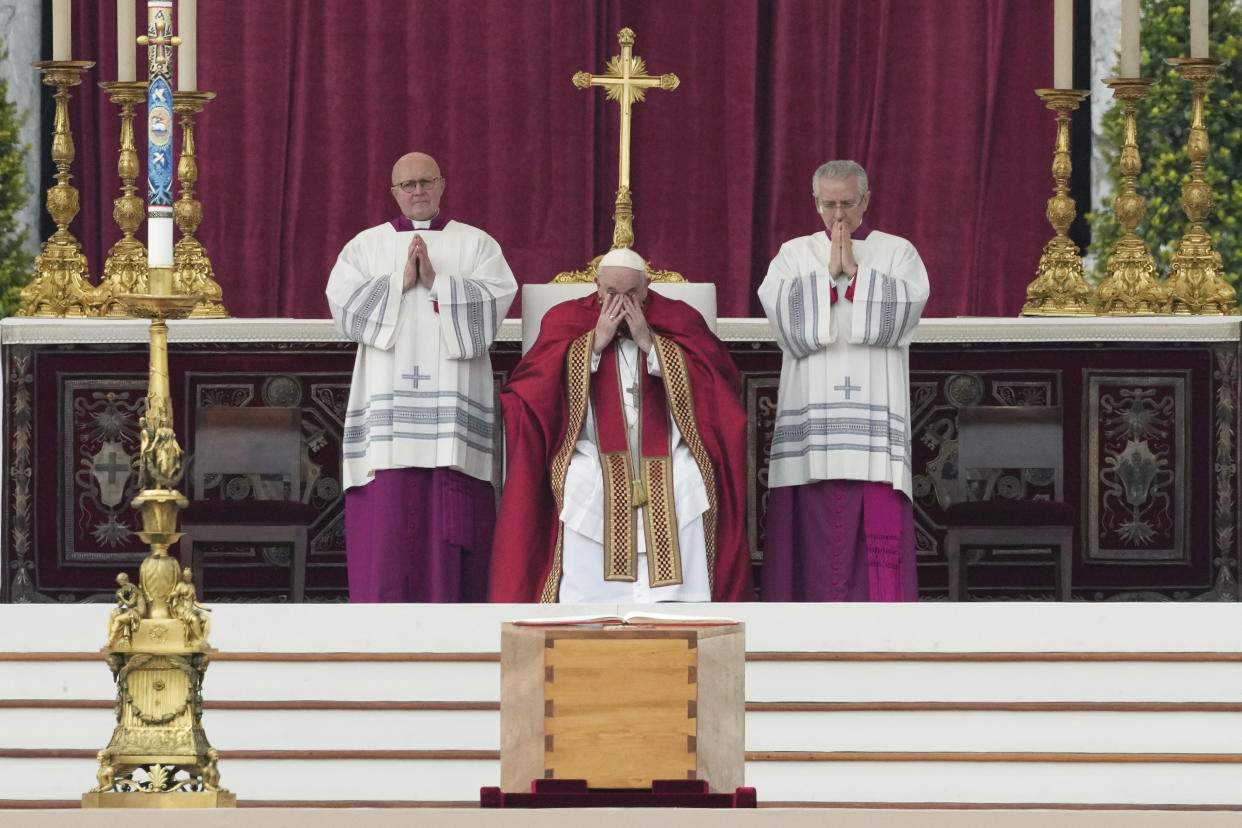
[2,315,1236,604]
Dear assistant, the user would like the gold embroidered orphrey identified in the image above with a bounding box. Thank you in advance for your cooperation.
[597,338,683,588]
[555,27,684,284]
[538,332,717,601]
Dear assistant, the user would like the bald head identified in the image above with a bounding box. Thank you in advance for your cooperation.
[390,152,445,221]
[392,152,440,182]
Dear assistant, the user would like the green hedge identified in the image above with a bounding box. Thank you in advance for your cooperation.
[0,40,32,318]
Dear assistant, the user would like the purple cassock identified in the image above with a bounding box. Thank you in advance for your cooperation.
[761,480,917,601]
[345,467,495,602]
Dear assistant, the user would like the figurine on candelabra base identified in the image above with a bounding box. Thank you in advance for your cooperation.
[82,545,233,809]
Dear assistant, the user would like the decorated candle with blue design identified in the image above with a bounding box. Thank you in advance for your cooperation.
[146,0,175,269]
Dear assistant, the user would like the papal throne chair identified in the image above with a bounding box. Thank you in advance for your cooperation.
[942,405,1076,601]
[178,406,316,602]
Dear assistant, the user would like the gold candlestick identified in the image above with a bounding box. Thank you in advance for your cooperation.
[172,90,228,318]
[1022,88,1094,317]
[1095,77,1167,315]
[84,277,230,807]
[1163,58,1238,316]
[96,81,150,318]
[18,61,97,318]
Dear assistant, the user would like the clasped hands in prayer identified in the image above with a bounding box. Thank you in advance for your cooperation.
[593,293,653,355]
[828,218,859,279]
[402,234,437,291]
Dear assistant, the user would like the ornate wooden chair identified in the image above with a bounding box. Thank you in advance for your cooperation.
[178,406,315,602]
[943,405,1075,601]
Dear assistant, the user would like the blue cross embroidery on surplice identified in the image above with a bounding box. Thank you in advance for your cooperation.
[834,376,862,400]
[403,365,432,388]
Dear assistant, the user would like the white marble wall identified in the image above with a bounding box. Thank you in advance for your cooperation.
[0,1,41,265]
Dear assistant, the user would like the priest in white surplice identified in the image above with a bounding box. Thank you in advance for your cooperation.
[326,151,516,602]
[758,160,928,601]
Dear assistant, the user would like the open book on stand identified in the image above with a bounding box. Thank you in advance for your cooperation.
[512,610,739,627]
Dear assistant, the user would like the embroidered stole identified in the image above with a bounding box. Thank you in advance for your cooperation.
[592,343,683,587]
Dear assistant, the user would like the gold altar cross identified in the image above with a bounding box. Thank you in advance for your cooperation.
[573,27,679,195]
[567,27,680,258]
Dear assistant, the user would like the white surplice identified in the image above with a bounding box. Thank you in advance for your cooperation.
[327,220,516,490]
[758,229,929,497]
[558,337,711,603]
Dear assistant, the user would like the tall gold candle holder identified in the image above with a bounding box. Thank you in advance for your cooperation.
[1022,88,1094,316]
[172,91,228,318]
[18,61,97,318]
[1163,58,1238,316]
[82,272,233,808]
[95,81,150,318]
[1095,77,1167,315]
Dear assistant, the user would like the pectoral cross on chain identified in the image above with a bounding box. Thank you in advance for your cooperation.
[573,28,678,249]
[625,376,641,406]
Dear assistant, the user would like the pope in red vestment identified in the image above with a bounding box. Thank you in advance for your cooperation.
[491,257,753,603]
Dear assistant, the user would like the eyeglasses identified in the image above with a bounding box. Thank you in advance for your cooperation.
[818,199,862,212]
[391,177,442,193]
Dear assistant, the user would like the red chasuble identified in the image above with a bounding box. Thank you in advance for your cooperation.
[491,291,753,603]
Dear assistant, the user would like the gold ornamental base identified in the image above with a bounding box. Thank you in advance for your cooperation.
[82,791,236,809]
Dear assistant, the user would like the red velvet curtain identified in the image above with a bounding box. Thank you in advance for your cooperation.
[66,0,1053,319]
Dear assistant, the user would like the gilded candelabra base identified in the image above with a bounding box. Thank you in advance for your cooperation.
[1095,77,1168,315]
[1164,58,1238,316]
[19,61,98,319]
[172,91,228,318]
[98,235,150,318]
[86,605,229,807]
[1097,234,1166,315]
[1166,229,1237,315]
[22,235,96,317]
[1022,88,1094,317]
[97,80,150,318]
[1025,234,1095,316]
[174,236,227,317]
[83,791,236,809]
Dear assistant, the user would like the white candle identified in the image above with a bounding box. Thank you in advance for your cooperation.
[1054,0,1073,88]
[178,0,196,90]
[52,0,71,60]
[1121,0,1140,77]
[117,1,136,81]
[149,216,174,267]
[1190,0,1208,58]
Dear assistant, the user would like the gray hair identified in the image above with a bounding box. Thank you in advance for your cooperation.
[812,160,868,199]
